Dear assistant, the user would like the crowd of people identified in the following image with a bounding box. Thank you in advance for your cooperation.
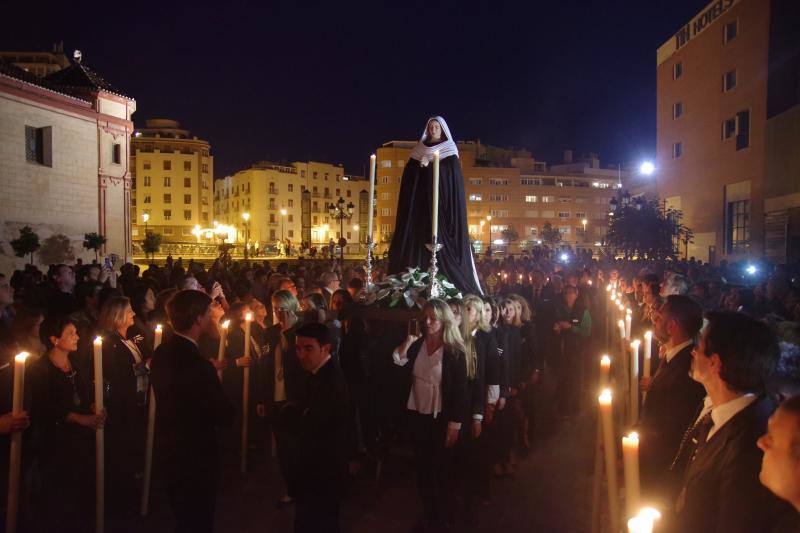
[1,248,800,532]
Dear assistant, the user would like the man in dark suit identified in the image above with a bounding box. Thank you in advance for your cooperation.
[150,290,236,533]
[669,312,785,533]
[638,295,705,503]
[284,322,350,533]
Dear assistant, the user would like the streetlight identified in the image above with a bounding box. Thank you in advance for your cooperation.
[486,215,493,253]
[142,212,150,235]
[639,161,655,176]
[280,208,287,242]
[242,212,250,260]
[327,196,354,260]
[582,218,588,244]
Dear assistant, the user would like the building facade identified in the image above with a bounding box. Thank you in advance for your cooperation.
[130,119,214,245]
[0,54,135,273]
[655,0,800,263]
[375,142,624,255]
[213,160,367,252]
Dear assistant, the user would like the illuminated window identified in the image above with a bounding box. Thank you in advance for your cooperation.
[525,196,538,203]
[469,194,483,202]
[727,200,750,253]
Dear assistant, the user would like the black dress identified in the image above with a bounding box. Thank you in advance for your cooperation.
[388,147,482,295]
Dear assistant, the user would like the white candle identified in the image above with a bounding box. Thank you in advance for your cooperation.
[643,331,653,378]
[625,309,632,341]
[622,431,641,518]
[618,319,626,340]
[432,150,440,241]
[93,337,105,533]
[217,320,230,381]
[627,516,653,533]
[630,340,640,424]
[368,154,376,243]
[241,312,253,473]
[599,389,620,533]
[600,355,611,388]
[153,324,163,350]
[6,352,30,533]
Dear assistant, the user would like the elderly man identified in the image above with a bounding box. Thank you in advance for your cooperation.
[320,271,340,307]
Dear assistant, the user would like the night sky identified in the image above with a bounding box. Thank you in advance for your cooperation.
[4,0,708,178]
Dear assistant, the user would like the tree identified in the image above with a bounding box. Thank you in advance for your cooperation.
[83,232,106,262]
[605,197,692,260]
[541,221,562,246]
[39,234,75,264]
[142,231,162,260]
[10,226,41,265]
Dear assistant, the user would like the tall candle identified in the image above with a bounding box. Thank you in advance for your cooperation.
[153,324,163,350]
[600,355,611,388]
[368,153,376,243]
[622,431,641,518]
[625,309,632,341]
[643,331,653,378]
[599,389,620,533]
[217,320,230,381]
[241,312,253,473]
[93,337,105,533]
[5,352,29,533]
[432,150,440,241]
[618,319,626,340]
[630,340,641,424]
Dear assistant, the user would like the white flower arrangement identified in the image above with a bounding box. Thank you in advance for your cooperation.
[364,267,462,308]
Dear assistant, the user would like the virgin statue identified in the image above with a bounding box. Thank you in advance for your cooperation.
[388,116,482,295]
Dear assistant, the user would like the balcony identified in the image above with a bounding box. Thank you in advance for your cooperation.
[269,187,278,195]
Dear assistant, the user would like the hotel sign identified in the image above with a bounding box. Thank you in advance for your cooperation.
[657,0,740,65]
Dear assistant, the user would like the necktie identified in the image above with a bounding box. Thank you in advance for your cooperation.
[670,409,712,472]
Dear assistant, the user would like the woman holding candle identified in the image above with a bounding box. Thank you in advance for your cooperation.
[28,316,105,532]
[387,116,482,295]
[97,295,149,519]
[392,299,468,529]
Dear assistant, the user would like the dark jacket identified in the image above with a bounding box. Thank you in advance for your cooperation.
[284,357,350,500]
[671,395,785,533]
[638,345,705,497]
[255,322,307,408]
[150,335,235,481]
[401,338,468,425]
[477,329,500,389]
[465,332,487,422]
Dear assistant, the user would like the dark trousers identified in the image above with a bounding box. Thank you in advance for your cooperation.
[294,497,341,533]
[408,411,452,522]
[167,471,217,533]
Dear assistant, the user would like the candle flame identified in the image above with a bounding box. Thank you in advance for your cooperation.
[221,319,230,329]
[434,150,440,156]
[638,507,661,521]
[245,312,253,321]
[606,284,612,292]
[618,319,625,328]
[618,304,625,312]
[155,324,163,332]
[626,308,632,315]
[370,154,376,160]
[631,339,641,348]
[644,330,652,338]
[14,351,30,363]
[94,336,103,344]
[598,388,613,405]
[625,431,639,441]
[600,355,611,366]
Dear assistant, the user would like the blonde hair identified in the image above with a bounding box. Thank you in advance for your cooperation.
[501,297,522,328]
[449,298,476,379]
[507,293,532,323]
[424,299,465,357]
[271,289,300,315]
[98,296,131,332]
[463,294,490,333]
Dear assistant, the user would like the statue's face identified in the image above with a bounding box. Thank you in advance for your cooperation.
[427,120,442,140]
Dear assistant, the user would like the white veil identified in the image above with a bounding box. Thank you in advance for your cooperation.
[409,116,460,167]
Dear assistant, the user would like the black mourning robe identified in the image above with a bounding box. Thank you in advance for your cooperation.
[388,153,482,295]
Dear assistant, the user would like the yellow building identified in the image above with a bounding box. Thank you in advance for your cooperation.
[213,160,368,252]
[0,44,70,77]
[376,142,625,254]
[130,119,213,243]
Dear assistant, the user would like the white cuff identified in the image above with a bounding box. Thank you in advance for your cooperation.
[472,414,483,421]
[447,421,462,431]
[392,349,409,366]
[486,385,500,405]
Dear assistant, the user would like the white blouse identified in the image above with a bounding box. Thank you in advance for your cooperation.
[407,343,443,417]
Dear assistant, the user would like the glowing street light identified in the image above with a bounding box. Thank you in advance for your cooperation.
[639,161,656,176]
[141,212,150,236]
[241,212,251,259]
[279,208,288,242]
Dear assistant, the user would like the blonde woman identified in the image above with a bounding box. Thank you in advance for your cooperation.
[97,295,148,517]
[507,293,540,449]
[393,299,468,528]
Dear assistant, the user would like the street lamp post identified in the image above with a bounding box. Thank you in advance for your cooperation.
[280,208,287,242]
[327,196,354,261]
[486,215,493,254]
[242,212,250,260]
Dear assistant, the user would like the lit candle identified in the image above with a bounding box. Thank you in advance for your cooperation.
[627,516,653,533]
[93,337,105,533]
[599,389,620,532]
[600,355,611,388]
[618,319,626,340]
[622,431,641,518]
[625,309,632,341]
[241,312,253,473]
[217,319,230,381]
[154,324,163,350]
[368,154,376,243]
[630,340,641,424]
[643,331,653,378]
[432,150,440,241]
[6,352,30,533]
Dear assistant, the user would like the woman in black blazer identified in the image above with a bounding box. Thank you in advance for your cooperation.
[97,295,149,519]
[393,298,468,529]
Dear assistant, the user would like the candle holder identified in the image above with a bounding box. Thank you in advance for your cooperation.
[426,238,444,298]
[364,237,376,291]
